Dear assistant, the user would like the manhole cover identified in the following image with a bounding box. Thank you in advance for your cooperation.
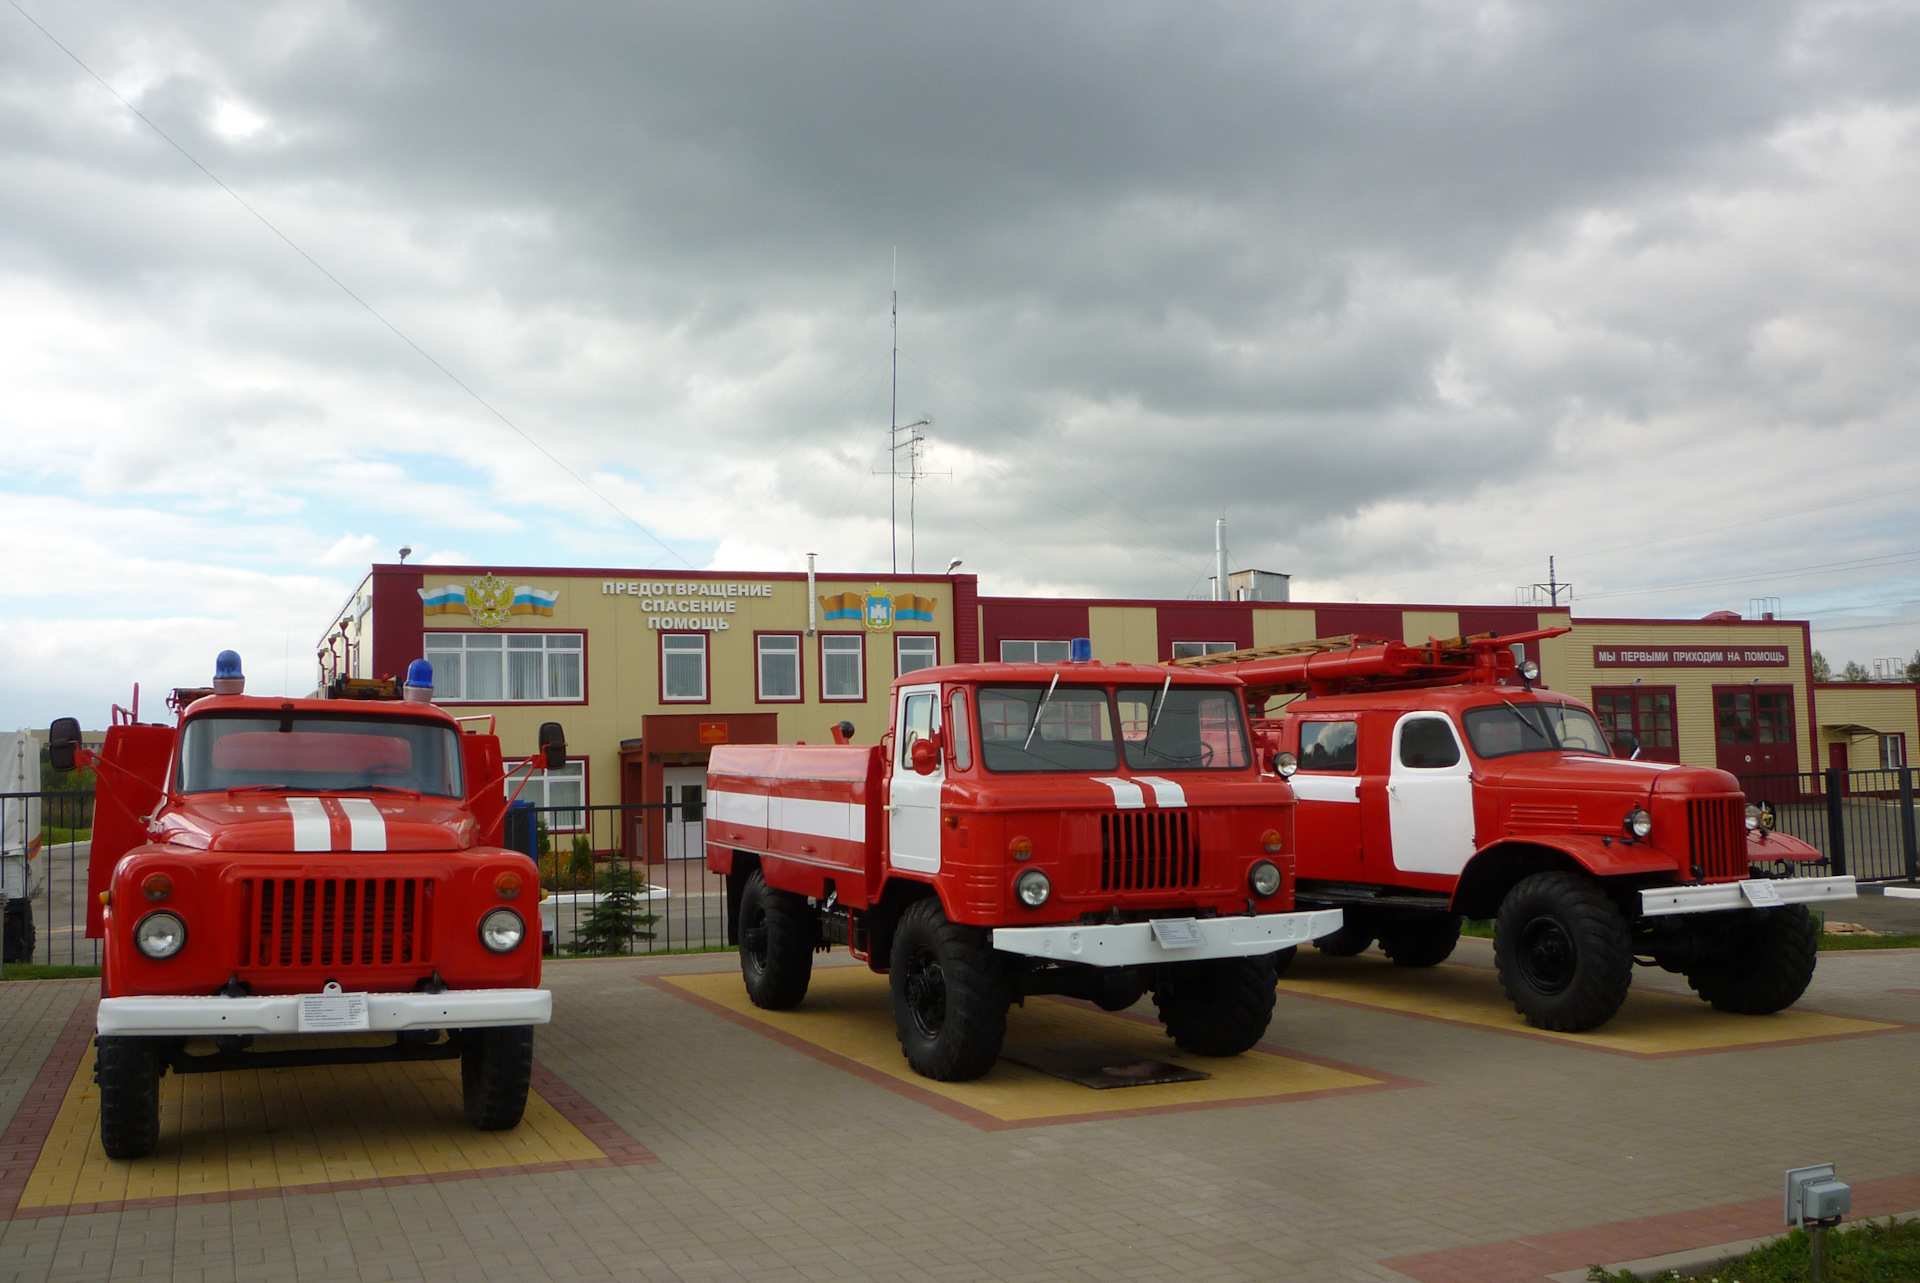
[1001,1043,1211,1089]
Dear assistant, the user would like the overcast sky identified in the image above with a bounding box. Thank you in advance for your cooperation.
[5,1,1920,722]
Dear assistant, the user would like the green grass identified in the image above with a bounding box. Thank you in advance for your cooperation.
[1586,1215,1920,1281]
[1463,918,1495,938]
[39,826,91,845]
[1,963,100,981]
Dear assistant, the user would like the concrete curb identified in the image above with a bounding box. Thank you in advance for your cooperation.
[1546,1209,1920,1282]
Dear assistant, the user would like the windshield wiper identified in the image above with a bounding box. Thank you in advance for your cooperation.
[1150,672,1172,729]
[1022,674,1061,751]
[354,785,423,796]
[1497,699,1560,750]
[224,784,299,794]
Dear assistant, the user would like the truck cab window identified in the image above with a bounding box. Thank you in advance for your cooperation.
[176,715,464,797]
[1298,720,1358,772]
[1462,702,1611,760]
[899,692,936,767]
[976,686,1117,773]
[1398,718,1461,769]
[1115,687,1249,770]
[947,689,972,770]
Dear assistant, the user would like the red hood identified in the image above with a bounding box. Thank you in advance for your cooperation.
[1477,754,1741,802]
[153,792,477,853]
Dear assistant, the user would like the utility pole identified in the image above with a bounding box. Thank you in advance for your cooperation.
[1521,556,1572,608]
[890,249,898,574]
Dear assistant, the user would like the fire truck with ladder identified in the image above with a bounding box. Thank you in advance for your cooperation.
[50,652,562,1159]
[1175,630,1855,1032]
[705,640,1342,1081]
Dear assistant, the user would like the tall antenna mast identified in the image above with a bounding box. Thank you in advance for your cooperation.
[1519,556,1573,608]
[890,248,898,574]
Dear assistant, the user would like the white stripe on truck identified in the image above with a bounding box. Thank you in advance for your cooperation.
[286,797,331,852]
[337,797,388,851]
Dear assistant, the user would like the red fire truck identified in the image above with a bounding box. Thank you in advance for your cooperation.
[50,652,561,1159]
[705,645,1341,1081]
[1179,631,1855,1032]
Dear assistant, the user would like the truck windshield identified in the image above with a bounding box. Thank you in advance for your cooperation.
[977,686,1118,772]
[1115,687,1250,770]
[1461,703,1612,760]
[176,714,465,797]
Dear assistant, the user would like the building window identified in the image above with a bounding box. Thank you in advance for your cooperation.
[425,632,583,702]
[1170,641,1238,659]
[1715,690,1793,745]
[1882,734,1908,769]
[757,634,801,701]
[508,759,585,831]
[661,633,708,702]
[820,633,864,700]
[897,634,939,677]
[1000,640,1071,663]
[1592,687,1678,762]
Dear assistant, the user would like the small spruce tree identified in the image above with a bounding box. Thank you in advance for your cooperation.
[565,862,657,955]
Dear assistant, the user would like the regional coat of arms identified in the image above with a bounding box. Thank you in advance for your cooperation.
[863,587,894,631]
[464,574,515,627]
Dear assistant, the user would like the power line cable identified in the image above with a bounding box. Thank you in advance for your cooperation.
[9,0,696,569]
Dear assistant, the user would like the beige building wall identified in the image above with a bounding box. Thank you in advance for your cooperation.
[1813,685,1920,768]
[1087,605,1161,663]
[1552,620,1814,773]
[1401,611,1459,644]
[1251,606,1321,648]
[420,571,956,807]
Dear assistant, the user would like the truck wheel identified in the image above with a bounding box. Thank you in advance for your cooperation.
[1314,921,1375,958]
[888,897,1008,1081]
[462,1025,535,1130]
[1090,968,1148,1012]
[738,870,814,1010]
[96,1036,162,1160]
[1152,955,1278,1056]
[1379,915,1461,968]
[1493,873,1632,1032]
[1685,905,1819,1015]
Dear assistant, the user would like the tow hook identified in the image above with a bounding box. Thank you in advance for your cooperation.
[414,972,449,995]
[218,975,251,998]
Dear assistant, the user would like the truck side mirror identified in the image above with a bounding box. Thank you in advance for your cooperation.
[832,721,855,745]
[909,735,941,775]
[49,717,81,773]
[538,722,567,771]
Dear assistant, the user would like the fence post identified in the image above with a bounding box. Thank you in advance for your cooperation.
[1822,767,1849,878]
[1900,767,1918,884]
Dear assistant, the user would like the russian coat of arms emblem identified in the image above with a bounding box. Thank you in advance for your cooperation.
[464,574,515,627]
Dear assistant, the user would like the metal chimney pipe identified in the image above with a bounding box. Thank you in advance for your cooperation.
[806,553,818,636]
[1214,519,1229,602]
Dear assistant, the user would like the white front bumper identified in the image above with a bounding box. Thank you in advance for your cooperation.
[992,909,1343,967]
[1639,876,1856,919]
[96,988,552,1038]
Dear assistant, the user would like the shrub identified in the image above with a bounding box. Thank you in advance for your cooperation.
[564,862,658,956]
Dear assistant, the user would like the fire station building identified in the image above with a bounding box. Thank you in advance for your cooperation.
[319,563,1906,845]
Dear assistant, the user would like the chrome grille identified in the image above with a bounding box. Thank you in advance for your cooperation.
[1686,800,1746,881]
[241,877,433,969]
[1100,812,1200,892]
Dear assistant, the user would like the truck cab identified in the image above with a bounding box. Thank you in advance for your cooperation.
[708,649,1341,1081]
[53,653,558,1159]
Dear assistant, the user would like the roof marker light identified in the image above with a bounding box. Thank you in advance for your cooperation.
[213,649,245,695]
[404,658,435,703]
[1069,637,1093,663]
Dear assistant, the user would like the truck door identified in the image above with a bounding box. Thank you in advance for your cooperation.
[1386,713,1477,876]
[888,684,943,874]
[1290,715,1366,881]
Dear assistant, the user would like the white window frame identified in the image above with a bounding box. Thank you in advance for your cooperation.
[1882,734,1908,769]
[661,633,708,703]
[424,632,584,703]
[820,633,865,701]
[757,633,803,702]
[896,634,939,678]
[1170,640,1238,660]
[1000,639,1072,663]
[507,758,586,832]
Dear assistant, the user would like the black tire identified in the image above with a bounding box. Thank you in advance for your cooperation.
[96,1036,161,1160]
[1152,955,1278,1057]
[888,897,1008,1081]
[1492,872,1633,1032]
[1314,920,1375,958]
[1685,905,1820,1015]
[738,870,815,1010]
[462,1025,535,1130]
[1270,945,1298,978]
[1379,914,1461,968]
[1089,968,1148,1012]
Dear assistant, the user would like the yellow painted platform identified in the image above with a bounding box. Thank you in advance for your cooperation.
[18,1054,608,1214]
[1275,953,1903,1056]
[663,967,1398,1127]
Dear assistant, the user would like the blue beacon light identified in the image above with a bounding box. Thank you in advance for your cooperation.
[213,650,245,695]
[404,658,434,703]
[1069,637,1093,664]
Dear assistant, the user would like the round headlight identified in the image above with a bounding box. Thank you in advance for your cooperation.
[1744,804,1762,832]
[1249,860,1282,898]
[1520,659,1541,681]
[479,907,526,953]
[134,911,187,960]
[1014,868,1051,907]
[1624,808,1653,840]
[1273,751,1298,778]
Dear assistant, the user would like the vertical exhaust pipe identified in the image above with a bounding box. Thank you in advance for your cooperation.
[806,553,818,636]
[1214,519,1229,602]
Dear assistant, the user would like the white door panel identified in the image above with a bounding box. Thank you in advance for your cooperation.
[1387,714,1477,876]
[889,685,943,873]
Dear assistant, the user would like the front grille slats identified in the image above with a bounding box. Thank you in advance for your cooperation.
[240,876,433,970]
[1685,799,1746,881]
[1100,812,1200,892]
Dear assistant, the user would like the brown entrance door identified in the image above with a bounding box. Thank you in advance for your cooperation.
[1713,686,1798,778]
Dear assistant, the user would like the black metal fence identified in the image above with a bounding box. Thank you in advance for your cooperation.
[511,802,728,956]
[1740,767,1920,884]
[2,790,99,967]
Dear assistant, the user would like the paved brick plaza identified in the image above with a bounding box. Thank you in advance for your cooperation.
[3,922,1917,1282]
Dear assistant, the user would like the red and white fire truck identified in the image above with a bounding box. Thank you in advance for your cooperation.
[51,652,560,1159]
[1179,631,1855,1032]
[705,645,1341,1081]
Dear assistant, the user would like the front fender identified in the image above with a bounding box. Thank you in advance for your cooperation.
[1747,830,1823,864]
[1451,835,1677,918]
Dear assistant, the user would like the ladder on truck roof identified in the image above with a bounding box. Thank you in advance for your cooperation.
[1170,627,1570,699]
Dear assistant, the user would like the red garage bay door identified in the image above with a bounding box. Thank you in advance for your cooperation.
[1714,685,1798,777]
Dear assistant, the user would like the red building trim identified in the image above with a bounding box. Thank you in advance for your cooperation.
[952,574,980,663]
[980,600,1091,664]
[1155,604,1255,661]
[370,568,426,681]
